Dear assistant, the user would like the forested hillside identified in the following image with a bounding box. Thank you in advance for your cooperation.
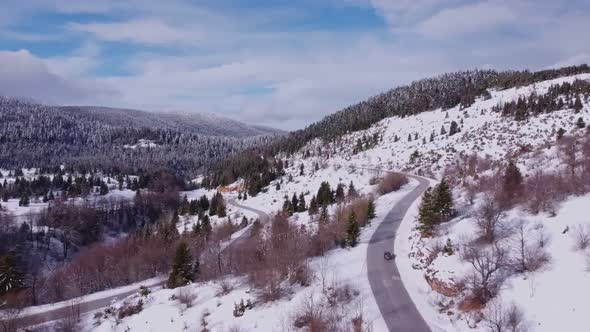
[0,99,281,176]
[207,64,590,190]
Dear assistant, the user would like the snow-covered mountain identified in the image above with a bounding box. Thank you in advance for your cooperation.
[0,98,283,175]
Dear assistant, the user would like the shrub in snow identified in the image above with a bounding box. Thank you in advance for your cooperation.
[117,299,144,320]
[377,172,409,195]
[573,224,590,251]
[483,299,528,332]
[232,298,253,317]
[176,287,197,309]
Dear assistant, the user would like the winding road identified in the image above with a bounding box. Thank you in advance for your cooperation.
[7,198,270,330]
[367,173,432,331]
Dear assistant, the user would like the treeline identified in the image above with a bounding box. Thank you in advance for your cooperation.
[0,168,191,204]
[207,65,590,194]
[495,79,590,120]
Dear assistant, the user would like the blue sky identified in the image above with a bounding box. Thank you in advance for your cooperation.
[1,0,590,129]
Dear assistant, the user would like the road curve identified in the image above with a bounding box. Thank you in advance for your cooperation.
[10,198,270,329]
[367,173,431,332]
[12,279,166,329]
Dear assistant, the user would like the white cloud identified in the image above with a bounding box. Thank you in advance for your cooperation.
[68,19,203,46]
[416,2,517,38]
[0,49,116,104]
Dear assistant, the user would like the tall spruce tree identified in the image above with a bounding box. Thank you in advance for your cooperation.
[167,242,194,289]
[319,204,329,225]
[346,212,360,247]
[297,193,306,212]
[433,179,454,222]
[417,188,436,236]
[308,196,318,215]
[347,181,358,198]
[367,198,376,220]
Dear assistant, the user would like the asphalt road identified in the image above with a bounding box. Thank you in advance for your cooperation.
[8,198,270,329]
[366,173,432,332]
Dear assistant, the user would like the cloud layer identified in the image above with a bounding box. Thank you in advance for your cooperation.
[1,1,589,129]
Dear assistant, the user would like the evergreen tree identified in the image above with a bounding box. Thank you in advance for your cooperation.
[417,188,436,236]
[440,125,447,135]
[574,95,583,113]
[297,193,306,212]
[449,121,459,136]
[346,212,360,247]
[216,199,227,217]
[319,204,329,224]
[0,254,24,295]
[201,215,212,239]
[167,242,194,289]
[299,164,305,176]
[557,127,566,139]
[576,117,586,129]
[18,193,29,207]
[433,179,454,222]
[308,196,318,215]
[502,160,523,206]
[430,131,435,142]
[316,182,333,206]
[347,181,358,198]
[291,193,299,213]
[367,198,376,220]
[335,183,345,202]
[243,191,248,200]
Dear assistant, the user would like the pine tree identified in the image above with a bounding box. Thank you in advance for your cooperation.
[449,121,459,136]
[574,96,583,113]
[18,193,29,207]
[283,195,293,215]
[367,198,376,220]
[335,183,345,202]
[319,204,329,224]
[0,254,24,295]
[576,117,586,129]
[291,193,299,213]
[433,179,454,222]
[346,212,360,247]
[308,196,318,215]
[502,160,523,206]
[347,181,358,198]
[216,199,227,217]
[557,127,566,139]
[417,188,436,236]
[440,125,447,135]
[201,215,212,239]
[298,193,306,212]
[299,164,305,176]
[167,242,194,289]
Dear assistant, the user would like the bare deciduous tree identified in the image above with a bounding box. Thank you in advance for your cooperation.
[461,244,507,303]
[474,197,506,243]
[484,299,528,332]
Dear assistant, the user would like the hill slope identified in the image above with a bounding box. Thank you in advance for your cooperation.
[0,98,282,175]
